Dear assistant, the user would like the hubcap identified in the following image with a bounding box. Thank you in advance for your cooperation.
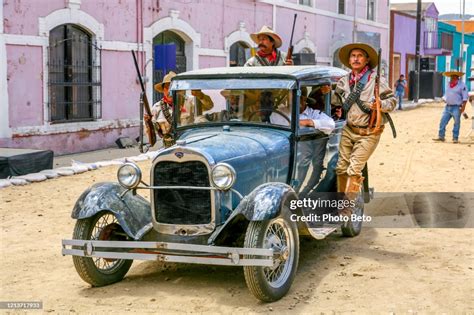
[263,218,294,288]
[90,213,124,272]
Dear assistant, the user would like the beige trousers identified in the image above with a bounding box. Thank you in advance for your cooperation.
[336,125,381,177]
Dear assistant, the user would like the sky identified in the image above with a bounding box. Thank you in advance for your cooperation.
[390,0,474,16]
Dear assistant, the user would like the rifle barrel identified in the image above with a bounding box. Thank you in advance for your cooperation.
[289,14,297,47]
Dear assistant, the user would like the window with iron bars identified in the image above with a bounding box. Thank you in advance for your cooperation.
[338,0,345,14]
[299,0,312,7]
[48,24,101,123]
[367,0,376,21]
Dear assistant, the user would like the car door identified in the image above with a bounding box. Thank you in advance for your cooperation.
[294,84,333,197]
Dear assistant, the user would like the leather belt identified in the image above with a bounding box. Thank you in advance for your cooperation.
[348,124,384,136]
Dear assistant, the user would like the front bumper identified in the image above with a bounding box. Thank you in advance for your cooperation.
[62,239,273,267]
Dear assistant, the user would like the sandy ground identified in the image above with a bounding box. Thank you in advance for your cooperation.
[1,102,473,313]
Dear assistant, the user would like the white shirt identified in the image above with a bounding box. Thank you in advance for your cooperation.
[270,107,335,135]
[300,107,335,135]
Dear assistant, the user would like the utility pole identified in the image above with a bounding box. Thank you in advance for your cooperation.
[460,0,465,73]
[414,0,421,102]
[352,0,357,42]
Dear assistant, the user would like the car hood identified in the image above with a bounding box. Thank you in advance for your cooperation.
[154,126,291,196]
[176,126,290,164]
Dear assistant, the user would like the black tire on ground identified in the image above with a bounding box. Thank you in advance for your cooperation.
[243,207,299,302]
[72,212,133,287]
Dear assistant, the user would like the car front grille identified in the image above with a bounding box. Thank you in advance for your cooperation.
[153,161,211,225]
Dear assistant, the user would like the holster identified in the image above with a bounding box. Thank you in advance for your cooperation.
[349,125,384,136]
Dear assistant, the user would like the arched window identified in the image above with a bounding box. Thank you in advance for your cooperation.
[229,41,251,67]
[153,31,187,102]
[333,48,344,68]
[48,24,101,122]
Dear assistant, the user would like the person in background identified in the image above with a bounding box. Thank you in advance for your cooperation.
[433,71,468,144]
[244,25,293,67]
[394,74,406,110]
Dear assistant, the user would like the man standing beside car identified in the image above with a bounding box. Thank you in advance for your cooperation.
[144,71,213,148]
[244,26,293,67]
[333,43,396,216]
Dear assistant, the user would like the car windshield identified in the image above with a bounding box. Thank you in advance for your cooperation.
[171,79,294,128]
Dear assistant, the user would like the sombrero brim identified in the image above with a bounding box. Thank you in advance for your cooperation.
[443,71,464,77]
[338,43,378,69]
[154,71,177,92]
[250,32,282,48]
[154,83,165,93]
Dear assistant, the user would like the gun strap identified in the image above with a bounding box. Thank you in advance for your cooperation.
[384,113,397,138]
[342,71,372,114]
[255,50,281,66]
[160,100,173,126]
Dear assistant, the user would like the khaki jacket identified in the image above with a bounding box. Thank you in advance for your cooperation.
[333,72,396,127]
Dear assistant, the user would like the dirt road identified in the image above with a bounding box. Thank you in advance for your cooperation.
[1,102,473,313]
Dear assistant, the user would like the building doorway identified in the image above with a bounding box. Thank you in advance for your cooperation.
[153,30,187,102]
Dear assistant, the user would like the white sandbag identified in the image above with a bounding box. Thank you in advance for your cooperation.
[9,178,29,186]
[96,160,124,167]
[70,164,89,174]
[112,158,127,163]
[72,160,99,171]
[127,154,149,162]
[55,167,75,176]
[15,173,48,182]
[145,151,159,159]
[39,169,60,179]
[0,179,12,188]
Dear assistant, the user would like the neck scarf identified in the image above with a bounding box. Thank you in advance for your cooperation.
[349,65,370,86]
[449,79,458,89]
[163,94,173,106]
[257,49,277,63]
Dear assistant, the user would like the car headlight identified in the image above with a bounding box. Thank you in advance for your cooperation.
[117,163,142,189]
[211,163,236,190]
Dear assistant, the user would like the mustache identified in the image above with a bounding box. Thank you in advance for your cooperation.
[258,44,267,49]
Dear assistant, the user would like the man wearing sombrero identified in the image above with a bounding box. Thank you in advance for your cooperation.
[433,71,468,144]
[145,71,213,147]
[244,25,293,67]
[333,43,396,216]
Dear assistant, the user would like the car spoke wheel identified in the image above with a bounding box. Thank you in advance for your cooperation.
[72,212,133,287]
[243,207,299,302]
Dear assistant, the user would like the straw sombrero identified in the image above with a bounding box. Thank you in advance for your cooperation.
[250,25,282,49]
[154,71,176,93]
[443,71,464,77]
[338,43,378,69]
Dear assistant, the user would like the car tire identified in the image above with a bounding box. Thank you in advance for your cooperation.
[72,211,133,287]
[243,206,299,302]
[341,187,364,237]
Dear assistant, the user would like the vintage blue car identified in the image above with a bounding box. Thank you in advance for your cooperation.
[62,65,369,302]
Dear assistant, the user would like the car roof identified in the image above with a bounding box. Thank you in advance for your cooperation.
[174,65,348,81]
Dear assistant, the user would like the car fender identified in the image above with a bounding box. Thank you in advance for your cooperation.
[71,182,152,240]
[237,182,297,221]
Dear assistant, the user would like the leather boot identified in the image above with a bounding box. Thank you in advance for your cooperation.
[339,175,364,217]
[337,174,348,193]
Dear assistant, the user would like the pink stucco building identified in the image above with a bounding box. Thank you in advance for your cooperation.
[1,0,390,155]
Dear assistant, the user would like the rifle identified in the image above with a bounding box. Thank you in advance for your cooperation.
[368,48,382,133]
[286,14,297,63]
[131,50,156,152]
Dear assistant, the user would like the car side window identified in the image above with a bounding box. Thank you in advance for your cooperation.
[297,85,335,136]
[330,83,345,122]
